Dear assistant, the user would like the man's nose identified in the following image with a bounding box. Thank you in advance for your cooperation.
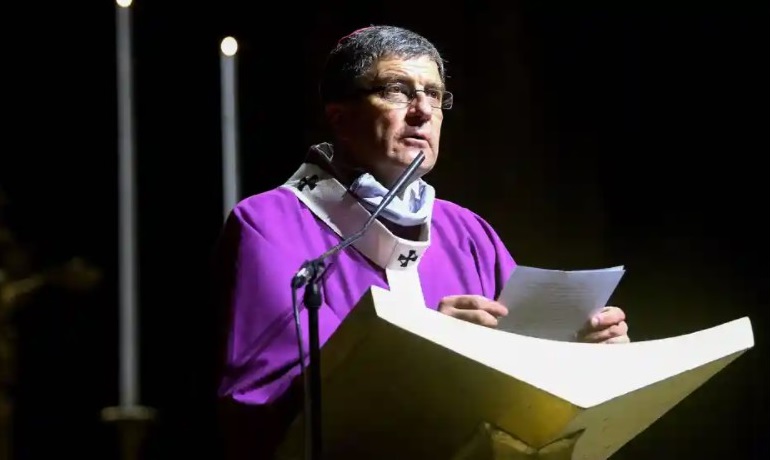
[409,93,433,119]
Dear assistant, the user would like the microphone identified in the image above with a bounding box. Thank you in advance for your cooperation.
[290,150,425,460]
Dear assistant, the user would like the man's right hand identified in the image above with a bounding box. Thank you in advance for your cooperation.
[437,295,509,328]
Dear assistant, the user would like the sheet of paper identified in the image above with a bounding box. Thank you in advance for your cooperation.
[495,265,626,342]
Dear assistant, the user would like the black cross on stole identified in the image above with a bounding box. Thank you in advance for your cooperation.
[298,174,319,191]
[398,250,419,267]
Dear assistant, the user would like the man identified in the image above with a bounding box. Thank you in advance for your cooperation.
[213,25,630,458]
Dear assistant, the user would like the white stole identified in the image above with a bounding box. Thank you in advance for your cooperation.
[281,163,431,308]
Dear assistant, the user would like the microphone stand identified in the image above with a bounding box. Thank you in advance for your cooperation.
[291,151,425,460]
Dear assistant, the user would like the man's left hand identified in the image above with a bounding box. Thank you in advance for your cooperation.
[577,306,630,344]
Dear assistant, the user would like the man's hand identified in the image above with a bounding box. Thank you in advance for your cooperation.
[438,295,508,328]
[577,306,630,344]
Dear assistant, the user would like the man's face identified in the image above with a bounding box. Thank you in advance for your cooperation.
[328,55,446,186]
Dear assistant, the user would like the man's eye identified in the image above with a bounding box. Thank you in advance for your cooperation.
[385,83,408,93]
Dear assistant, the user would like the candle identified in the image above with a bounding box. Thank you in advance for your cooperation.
[115,0,139,409]
[220,36,240,219]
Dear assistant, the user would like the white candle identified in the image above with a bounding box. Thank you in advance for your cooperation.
[220,36,240,219]
[116,0,139,409]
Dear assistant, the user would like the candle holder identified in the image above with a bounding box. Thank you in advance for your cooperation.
[101,405,157,460]
[104,2,157,460]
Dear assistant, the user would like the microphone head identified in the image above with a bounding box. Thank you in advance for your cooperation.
[406,149,425,161]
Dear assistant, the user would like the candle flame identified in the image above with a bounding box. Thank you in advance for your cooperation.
[116,0,133,7]
[221,37,238,57]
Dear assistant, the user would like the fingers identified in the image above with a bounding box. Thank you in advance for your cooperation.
[581,306,630,344]
[580,320,629,343]
[605,334,631,344]
[440,295,508,318]
[448,308,500,328]
[589,306,626,329]
[438,295,508,328]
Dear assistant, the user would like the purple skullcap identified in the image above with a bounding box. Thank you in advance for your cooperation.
[337,26,374,44]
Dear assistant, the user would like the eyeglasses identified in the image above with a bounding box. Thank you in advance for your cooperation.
[364,81,453,110]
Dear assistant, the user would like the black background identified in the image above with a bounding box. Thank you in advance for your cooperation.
[2,1,767,458]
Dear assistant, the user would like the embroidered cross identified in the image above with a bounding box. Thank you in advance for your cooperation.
[298,175,319,191]
[397,250,419,267]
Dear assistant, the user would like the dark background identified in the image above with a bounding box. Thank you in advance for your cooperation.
[2,1,767,459]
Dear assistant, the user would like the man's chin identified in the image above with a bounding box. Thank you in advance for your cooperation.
[393,146,434,165]
[387,158,432,183]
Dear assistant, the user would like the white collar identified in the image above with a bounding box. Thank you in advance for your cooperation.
[280,162,432,271]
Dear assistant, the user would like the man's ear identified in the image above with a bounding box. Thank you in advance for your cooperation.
[324,103,350,140]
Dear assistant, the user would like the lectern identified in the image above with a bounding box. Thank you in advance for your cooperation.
[275,286,754,460]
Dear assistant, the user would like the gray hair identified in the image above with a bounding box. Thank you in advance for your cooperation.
[319,25,447,105]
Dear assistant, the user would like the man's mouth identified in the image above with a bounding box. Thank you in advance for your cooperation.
[403,133,428,143]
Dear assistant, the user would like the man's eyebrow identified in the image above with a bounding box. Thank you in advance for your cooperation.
[375,73,445,90]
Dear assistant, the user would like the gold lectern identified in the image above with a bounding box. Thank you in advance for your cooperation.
[276,286,754,460]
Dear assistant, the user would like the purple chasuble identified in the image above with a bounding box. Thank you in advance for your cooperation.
[213,144,516,456]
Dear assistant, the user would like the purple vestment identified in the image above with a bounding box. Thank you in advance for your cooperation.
[213,146,517,457]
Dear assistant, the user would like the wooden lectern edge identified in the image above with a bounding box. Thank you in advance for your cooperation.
[363,286,755,409]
